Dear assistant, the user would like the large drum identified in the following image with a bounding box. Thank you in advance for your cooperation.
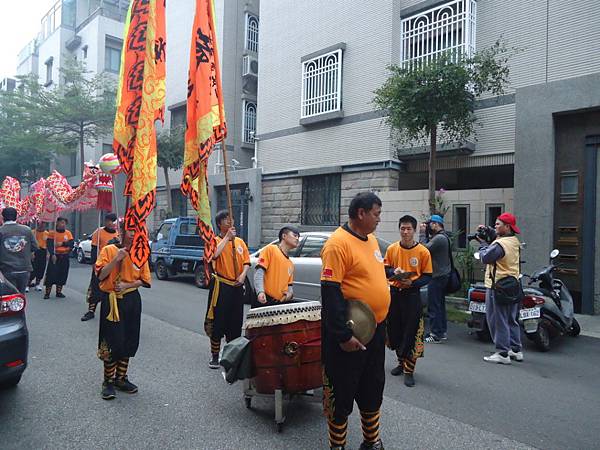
[244,301,321,395]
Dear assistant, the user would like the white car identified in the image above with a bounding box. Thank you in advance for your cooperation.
[76,236,93,264]
[247,231,391,303]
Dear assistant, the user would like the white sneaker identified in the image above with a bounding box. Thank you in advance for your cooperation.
[483,352,511,365]
[25,287,29,293]
[508,350,524,362]
[35,285,42,291]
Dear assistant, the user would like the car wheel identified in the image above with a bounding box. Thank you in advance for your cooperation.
[194,264,207,288]
[533,322,551,352]
[77,248,85,264]
[155,260,170,280]
[476,328,492,342]
[567,318,581,337]
[0,374,22,389]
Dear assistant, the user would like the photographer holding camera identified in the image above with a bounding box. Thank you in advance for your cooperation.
[419,215,451,343]
[476,213,523,365]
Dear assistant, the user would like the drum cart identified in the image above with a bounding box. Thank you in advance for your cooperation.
[242,379,316,432]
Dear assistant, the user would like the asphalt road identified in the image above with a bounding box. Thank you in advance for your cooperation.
[1,261,598,450]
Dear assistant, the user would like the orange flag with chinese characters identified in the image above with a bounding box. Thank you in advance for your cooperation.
[181,0,227,265]
[112,0,166,268]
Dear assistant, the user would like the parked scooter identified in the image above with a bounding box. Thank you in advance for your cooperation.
[521,249,580,351]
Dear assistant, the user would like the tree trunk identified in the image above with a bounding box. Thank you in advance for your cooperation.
[163,166,173,216]
[79,122,85,178]
[428,125,437,215]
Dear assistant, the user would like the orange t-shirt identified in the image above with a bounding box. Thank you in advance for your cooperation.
[320,225,391,324]
[48,230,74,255]
[90,227,119,253]
[95,244,151,293]
[256,244,294,301]
[212,236,250,280]
[35,230,48,249]
[384,242,432,288]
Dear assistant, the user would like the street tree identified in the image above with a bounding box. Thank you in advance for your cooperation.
[157,126,185,216]
[373,40,516,214]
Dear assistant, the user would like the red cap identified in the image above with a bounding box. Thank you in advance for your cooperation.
[497,213,520,234]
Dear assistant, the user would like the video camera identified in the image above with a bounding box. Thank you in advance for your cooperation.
[467,225,496,244]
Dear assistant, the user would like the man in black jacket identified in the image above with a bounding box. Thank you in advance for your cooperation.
[0,207,37,294]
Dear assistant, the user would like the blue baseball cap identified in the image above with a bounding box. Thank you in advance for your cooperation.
[430,215,444,225]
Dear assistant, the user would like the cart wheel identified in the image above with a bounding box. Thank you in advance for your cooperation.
[244,396,252,409]
[276,422,283,433]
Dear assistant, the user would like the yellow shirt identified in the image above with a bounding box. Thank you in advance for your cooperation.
[96,244,151,293]
[212,236,251,281]
[384,241,432,289]
[320,225,391,324]
[484,236,521,288]
[256,244,294,300]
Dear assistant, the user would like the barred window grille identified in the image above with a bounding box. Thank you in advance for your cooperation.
[400,0,476,66]
[302,174,341,226]
[246,14,259,53]
[243,101,257,144]
[301,49,342,119]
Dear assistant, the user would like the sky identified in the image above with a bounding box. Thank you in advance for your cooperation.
[0,0,57,80]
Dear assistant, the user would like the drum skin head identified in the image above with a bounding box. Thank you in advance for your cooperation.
[346,300,376,345]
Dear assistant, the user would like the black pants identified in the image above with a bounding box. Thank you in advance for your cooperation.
[86,271,103,305]
[206,278,244,343]
[45,254,70,287]
[32,248,47,282]
[387,288,423,359]
[322,324,386,422]
[97,290,142,362]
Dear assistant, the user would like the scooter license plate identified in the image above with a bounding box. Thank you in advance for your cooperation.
[181,262,189,271]
[519,307,541,321]
[469,301,486,313]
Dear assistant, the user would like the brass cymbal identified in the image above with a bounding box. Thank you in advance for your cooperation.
[346,299,376,345]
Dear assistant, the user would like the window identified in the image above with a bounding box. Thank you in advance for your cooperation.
[560,171,579,202]
[298,236,327,258]
[400,0,476,66]
[156,223,172,241]
[243,100,257,144]
[302,174,341,226]
[301,48,342,119]
[171,189,188,217]
[245,14,259,53]
[82,45,88,59]
[105,38,123,73]
[45,57,54,86]
[452,204,470,249]
[485,204,504,227]
[102,143,114,154]
[170,105,186,129]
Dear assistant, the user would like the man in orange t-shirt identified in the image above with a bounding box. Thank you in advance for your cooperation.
[384,215,432,388]
[44,217,74,299]
[96,224,151,400]
[320,192,390,450]
[204,210,251,369]
[81,213,119,322]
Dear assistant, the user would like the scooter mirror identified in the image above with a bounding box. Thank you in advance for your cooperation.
[550,249,560,259]
[474,252,481,260]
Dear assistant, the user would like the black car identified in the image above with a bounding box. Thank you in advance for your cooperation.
[0,271,28,388]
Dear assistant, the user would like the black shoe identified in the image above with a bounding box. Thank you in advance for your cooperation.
[81,311,95,321]
[390,364,403,376]
[404,373,415,387]
[101,381,116,400]
[43,294,50,299]
[359,440,385,450]
[114,377,138,394]
[56,293,66,298]
[208,354,220,369]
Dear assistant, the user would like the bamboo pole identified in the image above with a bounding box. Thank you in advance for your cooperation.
[220,144,239,278]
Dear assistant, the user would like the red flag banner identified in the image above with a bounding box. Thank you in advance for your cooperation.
[113,0,166,267]
[181,0,227,265]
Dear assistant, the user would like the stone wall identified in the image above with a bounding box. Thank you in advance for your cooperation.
[261,178,303,243]
[340,169,399,223]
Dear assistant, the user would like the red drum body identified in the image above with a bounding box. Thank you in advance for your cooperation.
[244,301,322,395]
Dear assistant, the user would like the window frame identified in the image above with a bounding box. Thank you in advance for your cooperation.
[300,48,343,120]
[301,173,341,226]
[242,100,257,144]
[104,37,123,74]
[245,13,259,53]
[485,203,504,228]
[297,236,328,258]
[452,204,470,249]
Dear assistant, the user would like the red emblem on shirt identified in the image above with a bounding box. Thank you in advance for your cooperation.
[322,268,333,278]
[259,257,265,264]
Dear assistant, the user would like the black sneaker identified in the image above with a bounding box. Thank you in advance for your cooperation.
[404,373,415,387]
[101,381,116,400]
[56,293,66,298]
[43,294,50,299]
[425,334,442,343]
[81,311,95,321]
[208,354,220,369]
[114,377,138,394]
[390,364,404,376]
[359,440,385,450]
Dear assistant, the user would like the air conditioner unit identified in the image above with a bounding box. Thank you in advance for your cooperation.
[242,55,258,77]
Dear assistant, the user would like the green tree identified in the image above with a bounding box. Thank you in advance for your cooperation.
[157,126,184,216]
[373,40,516,214]
[0,59,116,178]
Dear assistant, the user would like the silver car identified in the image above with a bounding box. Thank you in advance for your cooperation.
[248,231,391,302]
